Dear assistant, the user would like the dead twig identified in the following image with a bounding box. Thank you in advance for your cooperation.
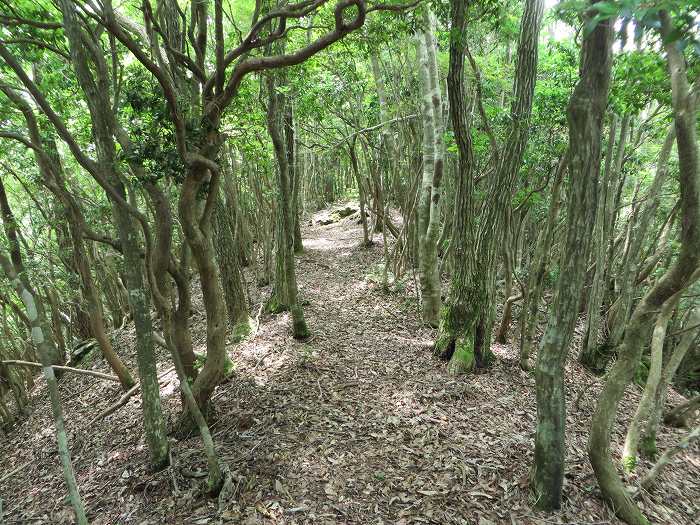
[0,460,31,484]
[87,367,175,425]
[0,360,120,382]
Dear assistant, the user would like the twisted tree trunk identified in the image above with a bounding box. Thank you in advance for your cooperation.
[588,12,700,524]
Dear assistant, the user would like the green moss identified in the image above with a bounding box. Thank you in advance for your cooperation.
[448,337,475,375]
[622,454,637,472]
[482,348,497,367]
[266,296,287,314]
[433,308,453,357]
[194,352,236,378]
[231,317,253,343]
[634,358,651,387]
[291,305,310,340]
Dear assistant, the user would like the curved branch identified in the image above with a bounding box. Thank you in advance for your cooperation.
[208,0,366,119]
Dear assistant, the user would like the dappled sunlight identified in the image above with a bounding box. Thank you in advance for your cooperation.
[302,236,336,251]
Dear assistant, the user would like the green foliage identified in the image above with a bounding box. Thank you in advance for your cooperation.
[611,51,670,113]
[119,67,184,184]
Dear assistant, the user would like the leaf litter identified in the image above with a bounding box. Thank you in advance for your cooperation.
[0,209,697,524]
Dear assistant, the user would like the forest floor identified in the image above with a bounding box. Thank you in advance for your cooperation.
[0,204,698,525]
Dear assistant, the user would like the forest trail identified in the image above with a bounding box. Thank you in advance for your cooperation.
[0,207,698,525]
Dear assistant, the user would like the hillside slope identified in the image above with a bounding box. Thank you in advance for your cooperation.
[0,211,698,524]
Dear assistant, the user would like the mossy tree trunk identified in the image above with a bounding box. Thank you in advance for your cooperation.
[213,193,252,342]
[436,0,480,373]
[532,6,613,510]
[588,12,700,524]
[415,9,444,326]
[438,0,544,373]
[267,74,310,340]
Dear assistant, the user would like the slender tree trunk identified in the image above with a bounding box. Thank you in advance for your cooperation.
[415,8,444,326]
[532,8,613,510]
[348,138,372,246]
[622,292,680,469]
[0,250,87,524]
[146,187,225,495]
[588,13,700,524]
[178,164,229,411]
[289,109,304,254]
[0,178,62,366]
[518,155,566,370]
[51,0,171,469]
[267,76,310,340]
[579,115,618,371]
[640,305,700,454]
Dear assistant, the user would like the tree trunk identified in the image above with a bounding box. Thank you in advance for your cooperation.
[438,0,544,373]
[178,164,229,411]
[579,114,618,372]
[348,138,372,246]
[415,9,444,326]
[435,0,480,372]
[0,249,87,524]
[212,194,252,341]
[532,7,613,510]
[56,0,169,469]
[267,76,310,340]
[622,291,680,470]
[588,12,700,524]
[518,155,566,370]
[0,177,62,366]
[639,423,700,491]
[640,305,700,454]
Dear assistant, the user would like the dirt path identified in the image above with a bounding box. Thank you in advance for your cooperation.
[0,209,697,524]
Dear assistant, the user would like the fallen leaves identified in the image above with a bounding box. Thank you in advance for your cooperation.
[0,214,697,525]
